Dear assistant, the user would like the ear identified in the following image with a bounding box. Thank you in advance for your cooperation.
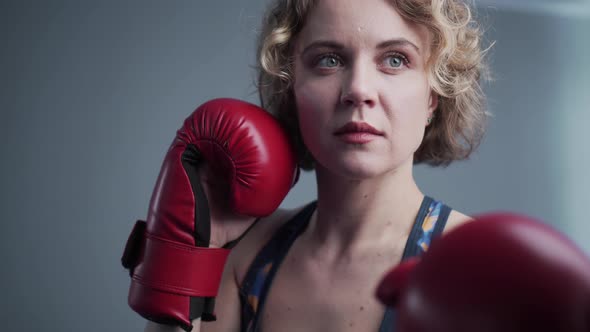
[428,90,439,113]
[375,257,420,307]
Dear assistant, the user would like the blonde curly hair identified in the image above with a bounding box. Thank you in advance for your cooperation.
[257,0,490,170]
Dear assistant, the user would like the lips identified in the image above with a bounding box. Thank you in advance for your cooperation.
[334,122,384,136]
[333,122,384,144]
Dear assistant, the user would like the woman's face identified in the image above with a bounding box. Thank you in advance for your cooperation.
[293,0,437,179]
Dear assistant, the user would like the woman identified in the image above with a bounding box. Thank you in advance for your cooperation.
[147,0,488,330]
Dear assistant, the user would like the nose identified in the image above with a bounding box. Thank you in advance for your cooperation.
[340,60,378,108]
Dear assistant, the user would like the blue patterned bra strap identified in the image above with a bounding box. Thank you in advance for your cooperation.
[379,196,452,332]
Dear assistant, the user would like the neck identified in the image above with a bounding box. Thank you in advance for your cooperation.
[303,161,424,263]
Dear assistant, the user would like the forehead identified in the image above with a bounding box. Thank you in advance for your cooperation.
[295,0,430,54]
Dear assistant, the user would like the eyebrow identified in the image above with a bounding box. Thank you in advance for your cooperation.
[376,39,420,53]
[301,38,421,57]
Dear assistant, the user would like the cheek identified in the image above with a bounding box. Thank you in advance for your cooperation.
[390,76,430,121]
[294,86,315,129]
[383,78,431,143]
[293,76,339,140]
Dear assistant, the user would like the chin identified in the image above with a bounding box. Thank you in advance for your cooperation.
[317,154,396,180]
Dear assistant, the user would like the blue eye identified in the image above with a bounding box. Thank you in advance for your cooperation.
[317,55,341,68]
[384,53,408,69]
[388,56,403,67]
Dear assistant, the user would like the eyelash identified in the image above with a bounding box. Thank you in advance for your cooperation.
[313,52,342,68]
[382,52,410,68]
[312,51,410,70]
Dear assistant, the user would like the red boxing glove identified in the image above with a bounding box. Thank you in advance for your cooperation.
[121,98,298,331]
[376,213,590,332]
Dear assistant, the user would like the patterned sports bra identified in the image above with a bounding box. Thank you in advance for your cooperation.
[238,196,452,332]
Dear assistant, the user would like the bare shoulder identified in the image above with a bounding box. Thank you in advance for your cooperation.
[228,203,311,284]
[443,210,474,234]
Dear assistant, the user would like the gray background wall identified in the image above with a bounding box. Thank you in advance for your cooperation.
[1,0,589,331]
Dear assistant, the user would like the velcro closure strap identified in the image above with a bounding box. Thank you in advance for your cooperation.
[132,232,230,297]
